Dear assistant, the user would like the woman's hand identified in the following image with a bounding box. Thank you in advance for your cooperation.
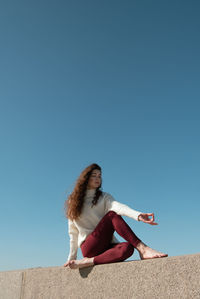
[63,260,71,267]
[138,213,158,225]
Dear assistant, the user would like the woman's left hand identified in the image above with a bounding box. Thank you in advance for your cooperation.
[138,213,158,225]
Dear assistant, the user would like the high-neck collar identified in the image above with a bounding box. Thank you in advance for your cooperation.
[85,188,96,197]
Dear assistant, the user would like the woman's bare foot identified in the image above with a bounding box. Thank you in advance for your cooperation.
[136,241,168,260]
[68,257,94,269]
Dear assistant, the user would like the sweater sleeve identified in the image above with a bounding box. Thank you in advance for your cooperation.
[67,219,79,261]
[104,192,142,221]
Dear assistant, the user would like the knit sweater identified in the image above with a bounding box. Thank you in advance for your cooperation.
[67,189,142,261]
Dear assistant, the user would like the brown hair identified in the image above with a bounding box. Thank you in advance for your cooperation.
[64,163,103,220]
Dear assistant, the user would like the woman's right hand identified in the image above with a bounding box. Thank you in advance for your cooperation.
[63,261,70,267]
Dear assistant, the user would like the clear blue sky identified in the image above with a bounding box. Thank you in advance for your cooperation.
[0,1,199,271]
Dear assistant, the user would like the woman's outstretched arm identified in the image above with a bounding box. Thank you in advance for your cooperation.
[104,192,158,225]
[104,192,142,221]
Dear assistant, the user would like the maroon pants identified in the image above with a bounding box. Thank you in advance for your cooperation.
[80,211,142,265]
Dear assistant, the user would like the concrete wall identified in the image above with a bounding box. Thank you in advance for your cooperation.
[0,253,200,299]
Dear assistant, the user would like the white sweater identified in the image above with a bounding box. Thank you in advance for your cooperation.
[67,189,142,261]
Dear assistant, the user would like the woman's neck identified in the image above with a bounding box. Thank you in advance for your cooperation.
[85,188,96,197]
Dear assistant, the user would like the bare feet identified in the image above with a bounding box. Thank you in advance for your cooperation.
[136,242,168,260]
[68,257,94,269]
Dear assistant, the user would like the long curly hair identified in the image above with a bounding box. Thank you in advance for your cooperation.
[64,163,103,221]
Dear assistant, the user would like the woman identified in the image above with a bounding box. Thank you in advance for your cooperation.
[63,163,168,269]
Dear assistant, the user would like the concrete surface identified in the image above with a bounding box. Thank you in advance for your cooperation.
[0,253,200,299]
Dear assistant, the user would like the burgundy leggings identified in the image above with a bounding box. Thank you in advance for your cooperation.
[80,211,142,265]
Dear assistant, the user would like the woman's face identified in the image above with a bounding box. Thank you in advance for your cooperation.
[87,169,102,189]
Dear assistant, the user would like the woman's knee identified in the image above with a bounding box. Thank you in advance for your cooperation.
[105,211,117,218]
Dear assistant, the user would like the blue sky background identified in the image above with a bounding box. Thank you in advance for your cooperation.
[0,0,200,271]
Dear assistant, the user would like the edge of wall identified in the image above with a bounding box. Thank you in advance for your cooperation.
[1,253,200,299]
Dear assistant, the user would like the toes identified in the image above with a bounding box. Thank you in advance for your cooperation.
[158,254,168,258]
[69,261,76,269]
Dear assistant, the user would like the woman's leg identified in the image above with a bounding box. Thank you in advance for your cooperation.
[68,211,138,269]
[93,242,135,265]
[81,210,141,258]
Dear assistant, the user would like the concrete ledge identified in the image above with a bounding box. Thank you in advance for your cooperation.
[0,253,200,299]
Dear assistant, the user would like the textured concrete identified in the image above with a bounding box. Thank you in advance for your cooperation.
[0,270,22,299]
[0,253,200,299]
